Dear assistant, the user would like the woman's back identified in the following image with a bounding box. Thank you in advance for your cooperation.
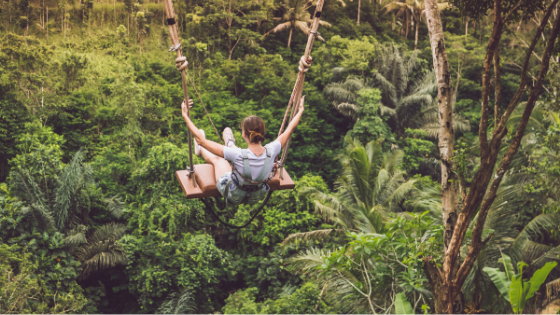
[223,140,282,181]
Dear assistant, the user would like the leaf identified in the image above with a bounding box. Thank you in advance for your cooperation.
[498,253,515,281]
[483,267,511,302]
[526,262,557,301]
[395,292,414,314]
[509,261,529,314]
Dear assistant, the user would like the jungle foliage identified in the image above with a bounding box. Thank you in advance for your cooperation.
[0,0,559,313]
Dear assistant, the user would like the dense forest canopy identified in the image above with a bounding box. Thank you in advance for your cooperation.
[1,0,560,313]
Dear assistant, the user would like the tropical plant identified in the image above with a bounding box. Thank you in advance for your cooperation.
[483,253,557,314]
[70,222,128,280]
[323,44,469,139]
[10,147,95,231]
[395,292,414,314]
[284,136,440,247]
[289,211,443,313]
[462,173,560,313]
[157,289,196,314]
[305,136,419,234]
[264,0,331,47]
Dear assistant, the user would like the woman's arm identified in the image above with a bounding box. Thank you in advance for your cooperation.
[276,96,305,149]
[181,100,225,158]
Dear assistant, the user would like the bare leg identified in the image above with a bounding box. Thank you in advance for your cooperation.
[200,147,232,181]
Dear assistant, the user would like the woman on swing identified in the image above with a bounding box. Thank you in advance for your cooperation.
[181,96,305,205]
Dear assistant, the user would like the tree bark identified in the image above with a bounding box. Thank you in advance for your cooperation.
[357,0,361,25]
[405,10,409,39]
[287,27,293,47]
[414,15,419,50]
[423,0,560,313]
[494,46,502,124]
[425,0,456,268]
[424,0,458,312]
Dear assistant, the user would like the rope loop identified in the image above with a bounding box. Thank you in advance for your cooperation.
[176,56,188,71]
[298,55,313,72]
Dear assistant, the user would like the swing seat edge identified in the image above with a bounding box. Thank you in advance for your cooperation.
[176,164,295,200]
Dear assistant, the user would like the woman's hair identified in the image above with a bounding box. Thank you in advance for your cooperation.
[241,116,266,144]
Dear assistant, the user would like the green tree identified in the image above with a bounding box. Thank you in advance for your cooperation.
[290,212,443,313]
[290,136,426,237]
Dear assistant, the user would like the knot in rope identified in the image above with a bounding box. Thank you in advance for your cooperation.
[175,56,188,71]
[298,55,313,72]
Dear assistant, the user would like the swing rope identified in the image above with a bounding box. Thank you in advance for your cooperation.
[164,0,325,228]
[183,69,223,144]
[277,1,325,179]
[200,191,273,229]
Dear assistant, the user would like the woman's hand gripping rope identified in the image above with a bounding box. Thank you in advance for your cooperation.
[181,99,194,119]
[299,56,312,72]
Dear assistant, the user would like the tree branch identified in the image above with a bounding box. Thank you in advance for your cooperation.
[494,45,502,125]
[454,8,560,289]
[479,0,503,158]
[494,0,559,136]
[444,0,560,282]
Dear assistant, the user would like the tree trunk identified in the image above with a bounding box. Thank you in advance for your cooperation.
[424,0,458,312]
[414,16,419,50]
[423,0,560,313]
[405,11,409,39]
[287,27,293,47]
[357,0,361,25]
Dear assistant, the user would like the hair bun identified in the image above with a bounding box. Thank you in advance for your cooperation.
[242,115,266,144]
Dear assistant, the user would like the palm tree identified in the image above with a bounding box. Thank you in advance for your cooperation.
[11,148,94,231]
[66,222,128,280]
[284,136,433,245]
[264,0,331,47]
[10,148,128,279]
[283,137,441,313]
[383,0,450,49]
[323,44,469,139]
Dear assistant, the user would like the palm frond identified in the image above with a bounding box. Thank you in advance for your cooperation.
[294,20,310,34]
[282,229,343,245]
[509,213,560,266]
[76,242,127,280]
[334,102,360,118]
[53,148,88,230]
[379,104,397,116]
[290,247,330,273]
[265,21,292,35]
[19,203,55,231]
[157,289,196,314]
[88,222,127,243]
[64,225,89,246]
[104,195,125,218]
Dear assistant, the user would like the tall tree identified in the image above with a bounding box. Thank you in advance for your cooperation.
[423,0,560,313]
[384,0,450,49]
[265,0,330,47]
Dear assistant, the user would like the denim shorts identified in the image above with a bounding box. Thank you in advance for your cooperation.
[216,172,234,197]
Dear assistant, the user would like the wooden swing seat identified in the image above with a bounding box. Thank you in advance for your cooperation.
[176,164,295,199]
